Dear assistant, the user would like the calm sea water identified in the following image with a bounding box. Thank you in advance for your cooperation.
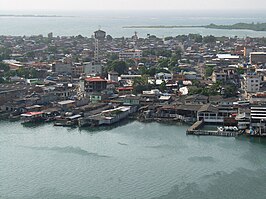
[1,120,266,199]
[0,10,266,37]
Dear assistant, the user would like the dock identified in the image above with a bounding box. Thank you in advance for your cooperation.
[186,120,237,137]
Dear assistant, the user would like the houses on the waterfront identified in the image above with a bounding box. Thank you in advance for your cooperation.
[1,31,266,136]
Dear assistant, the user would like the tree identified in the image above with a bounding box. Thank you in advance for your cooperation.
[159,80,167,92]
[205,66,215,77]
[106,35,113,41]
[126,59,136,67]
[107,53,118,61]
[0,62,10,72]
[109,60,128,75]
[203,35,216,43]
[223,83,237,98]
[132,75,150,94]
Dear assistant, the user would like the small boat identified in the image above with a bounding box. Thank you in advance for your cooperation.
[233,126,238,131]
[217,127,224,132]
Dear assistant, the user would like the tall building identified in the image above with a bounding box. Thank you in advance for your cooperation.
[242,74,261,93]
[93,29,106,63]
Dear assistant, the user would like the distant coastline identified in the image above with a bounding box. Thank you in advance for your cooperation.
[123,22,266,32]
[0,14,73,18]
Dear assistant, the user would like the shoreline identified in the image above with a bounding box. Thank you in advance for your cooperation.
[123,22,266,32]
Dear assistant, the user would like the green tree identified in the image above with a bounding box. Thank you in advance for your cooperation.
[109,60,128,75]
[159,80,167,92]
[203,35,216,43]
[223,83,237,98]
[0,62,10,72]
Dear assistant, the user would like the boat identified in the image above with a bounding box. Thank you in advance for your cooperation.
[217,127,224,132]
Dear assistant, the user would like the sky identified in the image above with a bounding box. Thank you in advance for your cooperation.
[0,0,266,11]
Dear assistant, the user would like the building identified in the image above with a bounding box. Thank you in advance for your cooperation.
[72,64,84,77]
[119,49,142,60]
[250,52,266,65]
[108,71,119,82]
[57,100,75,111]
[212,71,227,83]
[197,104,224,123]
[185,94,208,105]
[84,62,102,75]
[154,73,173,81]
[94,30,106,41]
[51,62,72,74]
[242,74,261,93]
[84,77,107,93]
[250,104,266,135]
[183,71,202,80]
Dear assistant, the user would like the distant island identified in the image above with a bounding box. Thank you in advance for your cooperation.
[123,22,266,32]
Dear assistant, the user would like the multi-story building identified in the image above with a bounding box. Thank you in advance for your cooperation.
[242,74,261,93]
[84,62,102,75]
[84,77,107,93]
[212,71,227,83]
[250,52,266,65]
[119,49,142,60]
[250,104,266,135]
[72,64,84,77]
[51,62,72,74]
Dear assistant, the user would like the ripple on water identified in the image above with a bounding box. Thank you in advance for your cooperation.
[20,146,110,158]
[188,156,216,163]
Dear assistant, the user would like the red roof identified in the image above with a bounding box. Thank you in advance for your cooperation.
[21,112,43,116]
[85,77,107,82]
[118,87,133,91]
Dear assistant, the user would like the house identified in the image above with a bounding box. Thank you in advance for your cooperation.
[154,72,173,81]
[119,49,142,60]
[120,95,140,106]
[197,103,223,123]
[89,93,108,103]
[185,94,208,105]
[57,100,75,111]
[183,71,202,80]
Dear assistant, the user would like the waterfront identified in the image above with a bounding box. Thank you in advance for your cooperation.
[1,120,266,199]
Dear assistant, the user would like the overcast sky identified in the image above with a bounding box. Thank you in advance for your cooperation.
[0,0,265,11]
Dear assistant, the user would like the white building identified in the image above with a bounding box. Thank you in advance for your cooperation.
[242,75,261,93]
[119,49,142,60]
[154,72,173,81]
[108,71,119,82]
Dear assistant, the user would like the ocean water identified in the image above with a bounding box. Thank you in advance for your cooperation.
[1,120,266,199]
[0,10,266,37]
